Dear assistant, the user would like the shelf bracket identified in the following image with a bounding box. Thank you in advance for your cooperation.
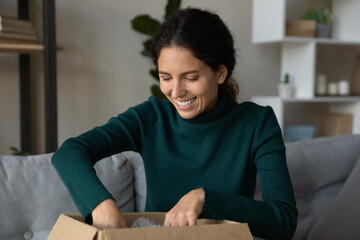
[18,0,32,153]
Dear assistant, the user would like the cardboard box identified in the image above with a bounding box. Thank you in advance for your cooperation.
[47,212,253,240]
[286,20,316,37]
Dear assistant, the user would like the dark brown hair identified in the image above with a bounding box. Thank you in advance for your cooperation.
[151,8,239,101]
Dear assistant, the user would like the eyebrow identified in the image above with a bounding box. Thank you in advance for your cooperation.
[158,70,199,76]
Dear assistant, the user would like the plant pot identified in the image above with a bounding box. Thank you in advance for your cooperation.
[278,83,294,98]
[316,23,330,38]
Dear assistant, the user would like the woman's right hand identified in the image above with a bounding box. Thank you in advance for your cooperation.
[91,198,129,229]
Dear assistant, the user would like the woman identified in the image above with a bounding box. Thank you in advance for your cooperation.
[52,8,297,239]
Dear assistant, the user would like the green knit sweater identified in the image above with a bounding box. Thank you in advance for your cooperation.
[52,89,297,239]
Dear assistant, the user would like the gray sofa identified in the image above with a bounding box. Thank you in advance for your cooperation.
[1,134,359,240]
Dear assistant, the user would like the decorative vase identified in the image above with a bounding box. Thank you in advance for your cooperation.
[328,82,338,96]
[338,79,349,95]
[316,74,327,95]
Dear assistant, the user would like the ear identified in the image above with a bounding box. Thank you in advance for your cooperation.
[217,64,228,84]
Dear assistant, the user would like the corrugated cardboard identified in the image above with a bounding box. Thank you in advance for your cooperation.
[47,212,253,240]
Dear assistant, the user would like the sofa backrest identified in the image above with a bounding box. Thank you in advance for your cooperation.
[0,153,135,240]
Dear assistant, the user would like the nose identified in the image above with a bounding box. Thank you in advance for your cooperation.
[171,79,185,99]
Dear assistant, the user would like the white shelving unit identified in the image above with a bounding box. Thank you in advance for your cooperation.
[251,0,360,137]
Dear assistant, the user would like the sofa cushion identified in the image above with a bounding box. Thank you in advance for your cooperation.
[128,153,147,212]
[95,153,135,213]
[308,156,360,240]
[284,134,360,240]
[0,153,135,240]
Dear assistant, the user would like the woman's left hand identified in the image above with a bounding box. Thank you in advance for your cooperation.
[163,188,205,227]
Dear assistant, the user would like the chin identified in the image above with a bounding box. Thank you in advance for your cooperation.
[177,110,198,119]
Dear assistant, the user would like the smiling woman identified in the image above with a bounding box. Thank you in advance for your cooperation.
[158,46,226,119]
[152,8,239,103]
[51,8,298,240]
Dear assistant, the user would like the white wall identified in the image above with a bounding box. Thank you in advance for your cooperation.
[0,0,281,154]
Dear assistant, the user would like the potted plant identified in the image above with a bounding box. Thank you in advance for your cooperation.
[302,5,332,38]
[130,0,182,100]
[278,73,294,99]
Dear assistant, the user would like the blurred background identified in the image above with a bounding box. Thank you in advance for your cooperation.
[1,0,359,154]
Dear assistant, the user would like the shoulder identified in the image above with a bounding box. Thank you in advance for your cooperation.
[146,96,175,119]
[148,96,173,110]
[230,101,276,120]
[238,101,272,111]
[115,96,174,123]
[231,101,281,139]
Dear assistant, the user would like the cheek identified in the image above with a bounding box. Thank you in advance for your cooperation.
[160,82,169,95]
[194,79,217,96]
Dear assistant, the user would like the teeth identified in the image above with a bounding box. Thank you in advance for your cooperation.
[176,98,196,107]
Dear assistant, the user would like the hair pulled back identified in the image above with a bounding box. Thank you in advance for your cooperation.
[151,8,239,101]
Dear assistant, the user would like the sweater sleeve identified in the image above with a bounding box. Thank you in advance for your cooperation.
[51,101,152,221]
[201,106,297,240]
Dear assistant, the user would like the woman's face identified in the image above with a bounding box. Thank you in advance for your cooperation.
[158,46,227,119]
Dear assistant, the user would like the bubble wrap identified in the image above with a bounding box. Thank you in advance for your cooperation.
[131,217,162,228]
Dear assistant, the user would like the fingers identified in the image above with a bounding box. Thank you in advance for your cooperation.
[164,211,198,227]
[92,199,129,229]
[163,188,205,227]
[188,215,197,226]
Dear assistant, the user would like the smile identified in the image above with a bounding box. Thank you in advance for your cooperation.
[175,97,196,107]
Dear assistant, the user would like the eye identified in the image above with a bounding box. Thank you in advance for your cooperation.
[185,76,199,81]
[160,75,171,81]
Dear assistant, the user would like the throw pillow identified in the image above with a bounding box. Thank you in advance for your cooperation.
[127,153,147,212]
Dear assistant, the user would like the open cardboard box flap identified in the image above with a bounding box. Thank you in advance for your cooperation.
[47,212,253,240]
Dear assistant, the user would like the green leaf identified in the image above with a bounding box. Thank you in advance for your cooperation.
[141,50,150,57]
[302,5,332,24]
[131,15,161,36]
[9,146,18,152]
[284,73,290,84]
[150,68,159,81]
[141,39,152,57]
[151,84,167,100]
[165,0,182,19]
[9,146,30,156]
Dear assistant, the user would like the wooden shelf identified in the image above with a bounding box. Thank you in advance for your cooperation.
[0,42,44,54]
[0,43,64,54]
